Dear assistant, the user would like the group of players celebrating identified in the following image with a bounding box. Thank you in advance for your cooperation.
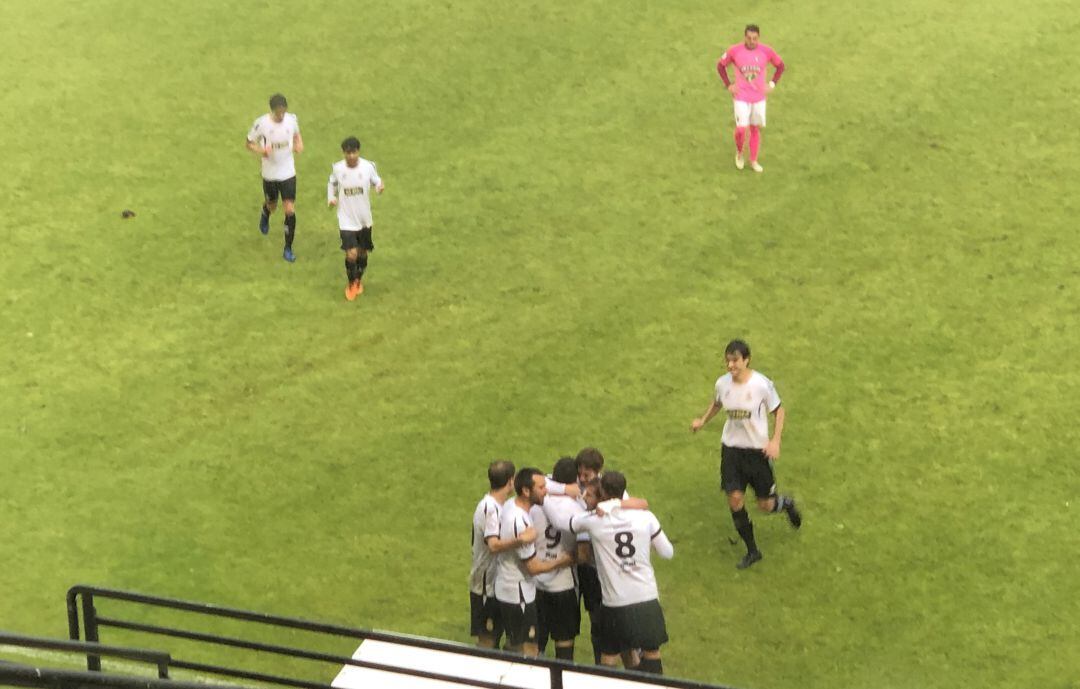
[470,449,672,674]
[471,339,803,673]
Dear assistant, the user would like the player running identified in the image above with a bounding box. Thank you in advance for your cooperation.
[327,137,384,300]
[690,339,802,569]
[246,93,303,261]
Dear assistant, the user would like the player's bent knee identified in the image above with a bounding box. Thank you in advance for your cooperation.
[727,494,745,511]
[757,498,774,512]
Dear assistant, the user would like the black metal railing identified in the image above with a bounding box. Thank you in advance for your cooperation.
[0,631,171,679]
[67,584,736,689]
[0,660,247,689]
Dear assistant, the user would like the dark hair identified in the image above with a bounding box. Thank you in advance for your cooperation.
[552,456,577,484]
[514,467,542,496]
[600,471,627,500]
[745,24,760,35]
[488,460,516,490]
[269,93,288,110]
[575,447,605,473]
[341,136,361,152]
[725,339,751,359]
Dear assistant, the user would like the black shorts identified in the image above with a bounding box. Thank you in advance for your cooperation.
[340,228,374,252]
[720,445,777,497]
[536,589,581,643]
[498,601,538,648]
[262,176,297,202]
[598,600,668,654]
[577,564,603,613]
[469,592,503,640]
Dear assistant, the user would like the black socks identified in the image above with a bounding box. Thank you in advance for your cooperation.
[732,507,758,554]
[554,645,574,661]
[284,213,296,249]
[345,258,358,282]
[357,253,369,279]
[638,657,663,675]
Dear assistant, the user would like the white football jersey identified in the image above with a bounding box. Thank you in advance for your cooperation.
[327,159,382,230]
[570,509,670,607]
[530,498,577,593]
[247,113,300,181]
[714,371,781,449]
[494,499,537,605]
[469,494,502,597]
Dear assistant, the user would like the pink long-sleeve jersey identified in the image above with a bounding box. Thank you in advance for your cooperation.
[717,43,784,104]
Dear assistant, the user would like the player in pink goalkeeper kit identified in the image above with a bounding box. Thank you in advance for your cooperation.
[717,25,785,172]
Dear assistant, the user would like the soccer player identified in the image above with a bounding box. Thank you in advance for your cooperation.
[569,472,674,675]
[716,25,785,172]
[470,460,538,648]
[327,137,384,301]
[495,468,575,657]
[246,93,304,262]
[566,447,646,664]
[690,339,802,569]
[574,447,605,486]
[532,457,585,660]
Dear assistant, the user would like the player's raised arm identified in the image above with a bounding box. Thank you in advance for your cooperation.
[545,477,580,500]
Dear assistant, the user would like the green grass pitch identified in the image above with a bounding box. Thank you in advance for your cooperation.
[2,1,1079,688]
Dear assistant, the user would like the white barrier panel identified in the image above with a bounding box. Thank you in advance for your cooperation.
[332,640,651,689]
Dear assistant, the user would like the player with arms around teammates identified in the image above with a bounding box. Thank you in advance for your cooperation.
[531,457,586,661]
[327,137,384,301]
[716,25,785,172]
[690,339,802,569]
[470,460,538,649]
[569,472,674,675]
[495,468,575,658]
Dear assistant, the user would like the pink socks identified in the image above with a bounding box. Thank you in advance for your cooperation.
[749,126,761,161]
[734,126,748,153]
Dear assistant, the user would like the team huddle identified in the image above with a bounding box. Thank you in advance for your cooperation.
[470,450,673,674]
[471,339,804,672]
